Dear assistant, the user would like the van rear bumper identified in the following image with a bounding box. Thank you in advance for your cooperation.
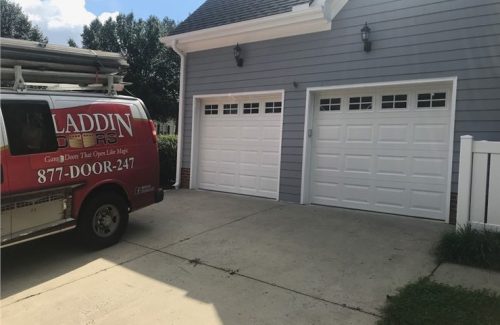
[155,188,164,203]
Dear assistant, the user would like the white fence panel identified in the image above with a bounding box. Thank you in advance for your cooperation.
[457,136,500,231]
[155,120,176,135]
[470,153,488,223]
[487,154,500,226]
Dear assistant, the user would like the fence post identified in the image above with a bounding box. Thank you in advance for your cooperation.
[456,135,474,228]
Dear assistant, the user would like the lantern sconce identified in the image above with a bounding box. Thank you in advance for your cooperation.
[361,22,372,52]
[233,43,244,67]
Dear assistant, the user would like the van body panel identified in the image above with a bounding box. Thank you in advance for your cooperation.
[0,92,162,247]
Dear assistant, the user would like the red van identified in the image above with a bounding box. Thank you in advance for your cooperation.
[0,90,164,249]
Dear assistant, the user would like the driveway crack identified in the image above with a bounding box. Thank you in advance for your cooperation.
[160,251,381,319]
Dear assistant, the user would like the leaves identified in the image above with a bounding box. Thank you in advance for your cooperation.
[0,0,47,42]
[67,38,78,48]
[81,14,180,120]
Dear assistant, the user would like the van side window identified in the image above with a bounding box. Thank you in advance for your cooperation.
[1,100,58,155]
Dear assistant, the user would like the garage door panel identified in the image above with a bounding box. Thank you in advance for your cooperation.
[316,125,343,141]
[262,152,280,166]
[345,125,374,143]
[342,184,371,205]
[240,150,259,164]
[197,95,282,199]
[377,124,410,144]
[411,157,448,180]
[260,177,279,192]
[312,182,341,203]
[374,186,408,209]
[262,126,281,139]
[343,154,372,173]
[409,190,446,216]
[375,156,409,176]
[310,83,452,220]
[239,175,257,189]
[315,153,341,170]
[413,124,449,145]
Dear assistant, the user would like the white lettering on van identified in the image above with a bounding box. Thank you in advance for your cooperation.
[52,112,134,137]
[107,114,117,131]
[78,114,95,132]
[94,113,109,132]
[115,113,132,138]
[65,114,78,133]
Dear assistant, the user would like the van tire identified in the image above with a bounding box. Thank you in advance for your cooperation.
[77,191,129,249]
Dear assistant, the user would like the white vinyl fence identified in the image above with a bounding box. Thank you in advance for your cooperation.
[457,135,500,231]
[155,120,176,135]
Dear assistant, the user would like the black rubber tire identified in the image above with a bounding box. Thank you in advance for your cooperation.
[77,191,129,249]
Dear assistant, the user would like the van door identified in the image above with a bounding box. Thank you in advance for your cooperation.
[0,107,12,241]
[0,96,67,236]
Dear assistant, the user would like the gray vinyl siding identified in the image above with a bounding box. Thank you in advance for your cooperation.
[182,0,500,203]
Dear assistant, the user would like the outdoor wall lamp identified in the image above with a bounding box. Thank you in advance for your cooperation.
[233,43,244,67]
[361,22,372,52]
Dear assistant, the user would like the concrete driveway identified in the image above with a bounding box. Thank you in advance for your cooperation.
[1,190,451,324]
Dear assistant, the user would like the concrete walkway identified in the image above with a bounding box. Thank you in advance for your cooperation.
[431,263,500,293]
[2,190,458,324]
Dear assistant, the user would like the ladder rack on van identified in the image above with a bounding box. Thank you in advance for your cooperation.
[0,37,129,95]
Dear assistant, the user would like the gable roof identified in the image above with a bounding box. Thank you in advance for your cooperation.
[170,0,311,36]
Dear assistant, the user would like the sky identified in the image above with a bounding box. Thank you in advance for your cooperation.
[12,0,205,46]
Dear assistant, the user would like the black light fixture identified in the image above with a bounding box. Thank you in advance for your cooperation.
[233,43,244,67]
[361,22,371,52]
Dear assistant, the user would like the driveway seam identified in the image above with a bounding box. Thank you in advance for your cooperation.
[157,204,284,250]
[158,249,381,318]
[428,262,443,278]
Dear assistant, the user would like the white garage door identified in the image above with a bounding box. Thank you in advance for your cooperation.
[309,82,453,219]
[197,94,282,199]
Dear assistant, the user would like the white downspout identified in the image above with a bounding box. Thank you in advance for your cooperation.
[171,40,186,189]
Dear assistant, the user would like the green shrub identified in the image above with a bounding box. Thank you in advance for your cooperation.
[378,278,500,325]
[435,225,500,271]
[158,134,177,188]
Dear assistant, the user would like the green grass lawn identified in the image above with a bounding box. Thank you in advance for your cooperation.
[378,278,500,325]
[434,226,500,271]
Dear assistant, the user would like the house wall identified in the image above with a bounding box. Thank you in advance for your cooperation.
[182,0,500,203]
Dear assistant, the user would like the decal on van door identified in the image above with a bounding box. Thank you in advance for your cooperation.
[28,103,140,184]
[36,157,135,184]
[52,104,134,149]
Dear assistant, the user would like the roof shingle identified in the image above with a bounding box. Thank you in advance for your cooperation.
[170,0,311,35]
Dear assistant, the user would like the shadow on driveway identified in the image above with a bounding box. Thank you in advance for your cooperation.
[1,190,451,324]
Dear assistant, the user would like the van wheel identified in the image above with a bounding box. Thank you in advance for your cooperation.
[78,192,128,249]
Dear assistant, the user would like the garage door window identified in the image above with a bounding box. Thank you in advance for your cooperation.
[381,94,408,109]
[204,104,219,115]
[349,96,372,110]
[265,102,282,113]
[417,92,446,108]
[223,104,238,115]
[243,103,259,114]
[319,98,341,111]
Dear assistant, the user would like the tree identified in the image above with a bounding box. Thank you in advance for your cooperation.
[81,14,179,121]
[0,0,46,42]
[67,38,78,47]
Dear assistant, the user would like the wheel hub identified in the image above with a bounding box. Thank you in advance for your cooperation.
[93,204,120,238]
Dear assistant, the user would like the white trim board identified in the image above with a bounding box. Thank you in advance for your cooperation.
[300,77,458,222]
[190,90,285,201]
[161,0,349,53]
